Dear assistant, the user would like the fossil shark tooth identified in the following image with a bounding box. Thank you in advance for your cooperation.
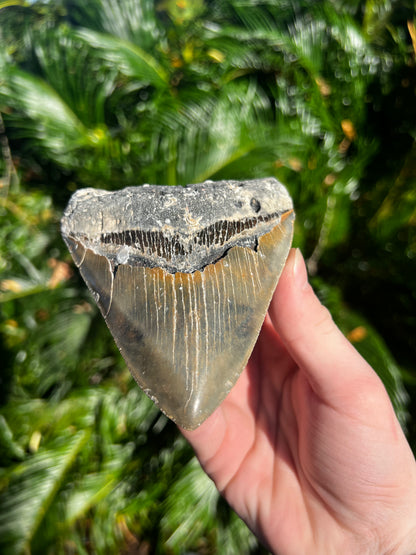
[61,178,295,430]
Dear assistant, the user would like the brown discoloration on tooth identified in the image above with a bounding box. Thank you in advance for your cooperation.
[61,179,295,429]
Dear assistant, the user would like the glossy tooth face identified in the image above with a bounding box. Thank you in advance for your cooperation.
[61,179,295,429]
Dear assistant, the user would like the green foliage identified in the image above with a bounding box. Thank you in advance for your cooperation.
[162,457,259,554]
[0,431,89,555]
[0,0,415,553]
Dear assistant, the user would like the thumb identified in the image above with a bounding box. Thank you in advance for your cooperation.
[269,249,377,402]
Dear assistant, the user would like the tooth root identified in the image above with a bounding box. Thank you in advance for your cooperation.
[61,179,295,429]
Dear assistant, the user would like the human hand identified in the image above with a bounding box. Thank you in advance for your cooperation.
[181,249,416,555]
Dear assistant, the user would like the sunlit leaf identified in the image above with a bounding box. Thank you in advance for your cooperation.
[161,456,220,551]
[0,415,25,463]
[0,65,89,159]
[33,26,118,127]
[0,431,89,555]
[74,27,169,87]
[62,0,164,50]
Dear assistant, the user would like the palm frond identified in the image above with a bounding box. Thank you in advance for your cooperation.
[0,431,89,555]
[162,456,260,554]
[0,415,25,464]
[63,0,164,50]
[32,26,118,127]
[161,456,220,552]
[140,80,297,185]
[73,27,169,88]
[0,64,90,161]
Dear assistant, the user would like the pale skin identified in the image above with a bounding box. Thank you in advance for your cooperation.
[181,249,416,555]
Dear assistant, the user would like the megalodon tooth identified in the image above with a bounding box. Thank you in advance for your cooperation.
[61,178,295,429]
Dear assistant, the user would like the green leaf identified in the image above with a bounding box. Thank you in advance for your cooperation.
[0,431,89,555]
[74,27,169,88]
[0,416,25,463]
[161,456,220,551]
[65,471,117,525]
[0,65,90,158]
[62,0,164,50]
[32,25,118,127]
[162,456,259,554]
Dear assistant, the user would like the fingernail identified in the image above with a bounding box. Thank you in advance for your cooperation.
[293,248,309,290]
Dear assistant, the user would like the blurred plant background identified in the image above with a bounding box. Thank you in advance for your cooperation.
[0,0,415,553]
